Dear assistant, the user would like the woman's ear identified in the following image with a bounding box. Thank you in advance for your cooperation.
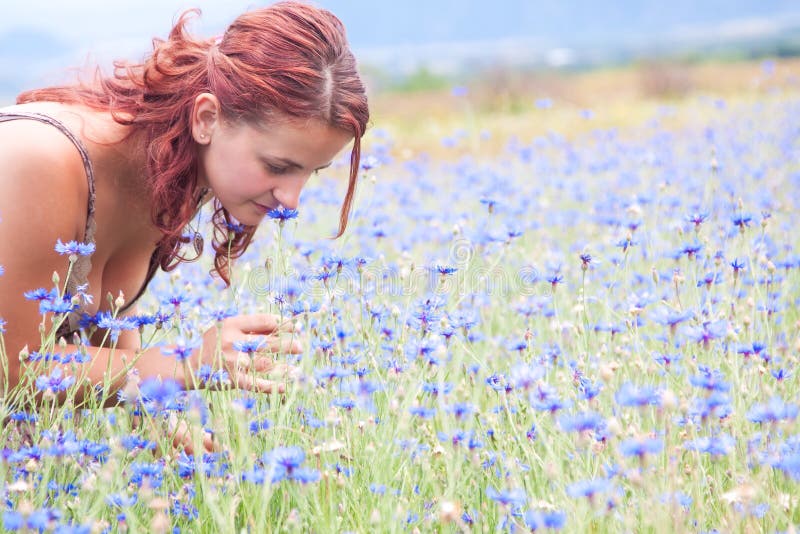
[191,93,221,144]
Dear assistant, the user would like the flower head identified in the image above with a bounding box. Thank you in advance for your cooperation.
[54,239,96,256]
[267,206,299,222]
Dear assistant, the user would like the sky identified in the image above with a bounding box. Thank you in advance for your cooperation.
[1,0,799,96]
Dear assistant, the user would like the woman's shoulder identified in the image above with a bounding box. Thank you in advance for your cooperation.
[0,103,90,241]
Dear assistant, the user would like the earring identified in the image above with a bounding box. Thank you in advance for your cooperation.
[199,134,206,140]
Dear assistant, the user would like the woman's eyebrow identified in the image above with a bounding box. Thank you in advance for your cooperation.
[266,156,332,171]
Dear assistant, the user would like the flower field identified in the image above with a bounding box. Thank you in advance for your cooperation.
[2,91,800,532]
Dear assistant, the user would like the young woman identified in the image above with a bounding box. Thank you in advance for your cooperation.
[0,1,369,403]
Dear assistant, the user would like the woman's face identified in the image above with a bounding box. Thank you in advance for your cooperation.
[197,112,353,226]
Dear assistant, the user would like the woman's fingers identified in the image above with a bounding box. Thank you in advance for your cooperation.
[262,336,303,355]
[233,313,297,335]
[233,372,286,394]
[166,415,220,455]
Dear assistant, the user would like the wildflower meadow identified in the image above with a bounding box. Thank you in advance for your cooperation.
[2,89,800,533]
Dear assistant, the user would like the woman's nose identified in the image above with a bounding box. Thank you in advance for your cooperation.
[272,176,307,210]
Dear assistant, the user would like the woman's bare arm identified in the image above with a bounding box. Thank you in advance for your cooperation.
[0,120,300,406]
[0,119,89,388]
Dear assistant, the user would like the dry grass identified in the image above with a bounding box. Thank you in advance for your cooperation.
[366,58,800,158]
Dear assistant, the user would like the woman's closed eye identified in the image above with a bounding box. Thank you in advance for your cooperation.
[267,164,290,175]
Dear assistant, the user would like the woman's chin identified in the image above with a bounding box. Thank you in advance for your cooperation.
[222,203,266,228]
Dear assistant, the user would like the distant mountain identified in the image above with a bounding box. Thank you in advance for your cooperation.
[321,0,800,49]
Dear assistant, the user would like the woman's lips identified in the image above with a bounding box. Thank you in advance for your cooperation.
[252,201,275,213]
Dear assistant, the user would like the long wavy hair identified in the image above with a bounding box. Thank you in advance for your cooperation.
[17,1,369,285]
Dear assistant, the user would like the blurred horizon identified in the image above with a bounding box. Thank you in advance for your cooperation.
[2,0,800,101]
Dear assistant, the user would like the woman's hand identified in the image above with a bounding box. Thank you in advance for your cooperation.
[193,313,303,394]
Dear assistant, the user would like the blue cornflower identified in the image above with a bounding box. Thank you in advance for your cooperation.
[775,452,800,480]
[615,382,661,408]
[679,241,703,258]
[120,435,157,452]
[291,467,321,484]
[331,397,356,411]
[206,306,238,322]
[747,397,799,424]
[736,342,765,358]
[54,239,96,256]
[129,462,165,488]
[479,197,499,212]
[512,363,544,390]
[106,493,138,507]
[530,384,571,414]
[653,352,683,367]
[689,391,732,420]
[567,478,612,500]
[485,373,510,392]
[267,206,299,221]
[558,411,605,433]
[131,314,156,328]
[486,486,527,507]
[161,336,201,361]
[697,271,722,288]
[546,273,564,288]
[409,406,436,418]
[651,308,693,330]
[434,265,458,276]
[577,377,602,401]
[684,320,727,348]
[96,312,139,343]
[730,257,747,275]
[525,509,566,530]
[265,446,305,472]
[3,510,23,530]
[360,154,380,170]
[39,293,77,315]
[686,211,709,228]
[731,213,752,231]
[369,483,387,495]
[36,368,75,394]
[447,402,475,419]
[263,446,316,483]
[422,381,454,396]
[772,368,790,381]
[313,366,352,383]
[136,377,183,412]
[249,418,272,434]
[28,350,58,363]
[226,221,246,233]
[689,367,730,392]
[289,300,322,315]
[684,434,735,457]
[437,429,475,447]
[196,364,229,387]
[619,437,663,458]
[616,236,637,251]
[233,337,266,355]
[163,287,191,308]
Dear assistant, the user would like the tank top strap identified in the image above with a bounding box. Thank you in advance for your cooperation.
[0,111,97,241]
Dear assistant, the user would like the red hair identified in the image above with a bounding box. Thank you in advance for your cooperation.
[17,1,369,285]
